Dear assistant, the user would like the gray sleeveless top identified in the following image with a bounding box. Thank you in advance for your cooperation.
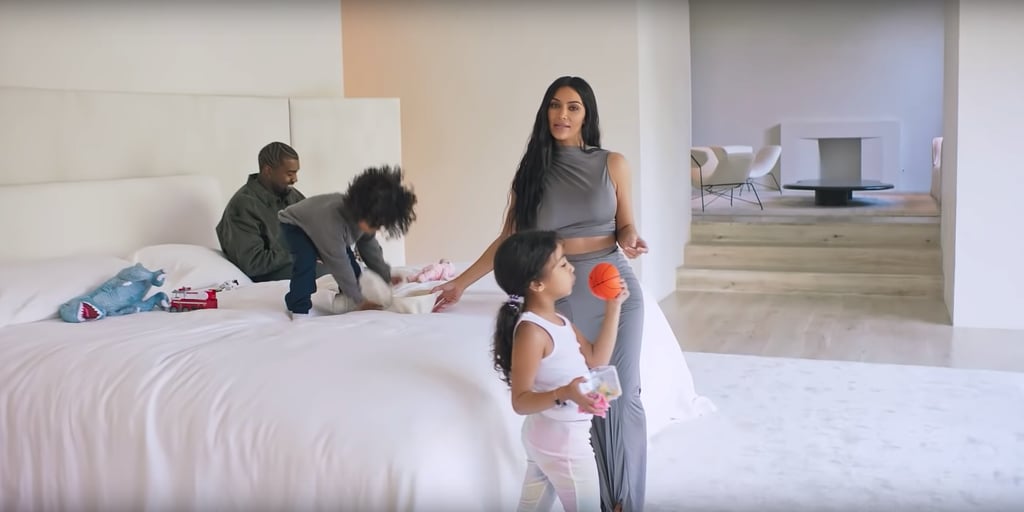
[534,146,617,238]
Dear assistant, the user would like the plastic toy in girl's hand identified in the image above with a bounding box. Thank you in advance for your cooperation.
[580,392,611,418]
[578,365,623,401]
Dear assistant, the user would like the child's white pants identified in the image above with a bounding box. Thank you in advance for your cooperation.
[517,413,601,512]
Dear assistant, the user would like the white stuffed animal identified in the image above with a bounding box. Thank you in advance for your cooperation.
[331,270,438,315]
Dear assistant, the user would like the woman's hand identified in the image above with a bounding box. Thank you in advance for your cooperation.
[430,279,465,312]
[617,230,649,259]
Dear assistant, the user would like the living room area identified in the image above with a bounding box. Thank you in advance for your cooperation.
[670,0,1024,377]
[678,0,952,309]
[675,0,957,338]
[653,3,1023,508]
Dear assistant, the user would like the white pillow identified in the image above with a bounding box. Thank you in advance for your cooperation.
[131,244,252,292]
[0,255,133,328]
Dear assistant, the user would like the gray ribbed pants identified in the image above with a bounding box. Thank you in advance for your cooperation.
[557,247,646,512]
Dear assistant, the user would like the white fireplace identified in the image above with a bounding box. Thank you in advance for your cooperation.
[780,120,901,186]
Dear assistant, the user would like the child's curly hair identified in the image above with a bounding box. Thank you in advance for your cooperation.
[341,165,418,239]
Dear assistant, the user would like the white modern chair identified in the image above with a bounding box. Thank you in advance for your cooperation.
[746,145,782,194]
[690,146,718,183]
[691,145,759,211]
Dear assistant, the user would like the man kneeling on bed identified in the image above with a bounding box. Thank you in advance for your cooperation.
[278,165,418,320]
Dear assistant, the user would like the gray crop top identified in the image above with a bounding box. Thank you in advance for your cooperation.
[534,145,617,238]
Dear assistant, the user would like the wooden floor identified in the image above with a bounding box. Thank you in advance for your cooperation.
[672,187,1024,373]
[659,290,1024,373]
[692,188,940,219]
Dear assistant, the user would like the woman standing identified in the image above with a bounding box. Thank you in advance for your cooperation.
[433,76,648,512]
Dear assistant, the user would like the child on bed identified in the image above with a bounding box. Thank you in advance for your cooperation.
[491,230,628,512]
[278,165,417,320]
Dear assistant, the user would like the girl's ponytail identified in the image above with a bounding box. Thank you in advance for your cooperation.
[491,231,560,387]
[492,295,525,386]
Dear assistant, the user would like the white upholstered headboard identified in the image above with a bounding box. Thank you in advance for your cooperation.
[0,175,222,261]
[0,86,404,264]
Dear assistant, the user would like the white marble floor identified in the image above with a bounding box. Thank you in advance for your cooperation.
[646,351,1024,511]
[644,288,1024,510]
[651,187,1024,510]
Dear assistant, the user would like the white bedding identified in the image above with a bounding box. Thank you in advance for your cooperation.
[0,273,711,511]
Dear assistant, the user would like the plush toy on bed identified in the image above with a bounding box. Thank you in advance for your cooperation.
[407,259,455,283]
[58,263,170,323]
[330,270,440,315]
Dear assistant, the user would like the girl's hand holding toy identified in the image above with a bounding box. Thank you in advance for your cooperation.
[560,376,604,415]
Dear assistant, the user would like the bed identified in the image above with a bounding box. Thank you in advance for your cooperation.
[0,88,714,511]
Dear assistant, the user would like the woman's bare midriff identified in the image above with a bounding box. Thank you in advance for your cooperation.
[561,234,617,256]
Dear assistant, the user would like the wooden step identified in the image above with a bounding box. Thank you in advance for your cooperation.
[676,268,943,297]
[691,220,939,247]
[684,243,941,275]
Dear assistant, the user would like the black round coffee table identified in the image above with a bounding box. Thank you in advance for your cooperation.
[783,179,895,206]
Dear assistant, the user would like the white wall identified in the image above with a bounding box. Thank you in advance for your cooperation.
[0,0,343,97]
[288,97,406,263]
[689,0,944,192]
[944,0,1024,330]
[343,0,692,298]
[637,0,692,300]
[941,0,959,320]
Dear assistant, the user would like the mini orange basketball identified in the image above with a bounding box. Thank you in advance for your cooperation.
[588,262,623,300]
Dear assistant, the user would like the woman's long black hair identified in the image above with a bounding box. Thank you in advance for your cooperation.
[492,230,560,386]
[506,76,601,232]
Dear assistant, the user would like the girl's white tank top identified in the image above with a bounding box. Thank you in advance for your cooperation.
[516,311,592,422]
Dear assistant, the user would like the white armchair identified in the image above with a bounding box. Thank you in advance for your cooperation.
[691,145,760,211]
[690,146,718,183]
[747,145,783,194]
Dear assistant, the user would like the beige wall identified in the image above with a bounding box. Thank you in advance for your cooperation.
[342,0,691,297]
[0,0,343,97]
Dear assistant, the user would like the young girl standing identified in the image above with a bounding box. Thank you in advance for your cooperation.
[492,230,629,512]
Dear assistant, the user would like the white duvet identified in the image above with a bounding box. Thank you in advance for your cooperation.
[0,274,712,512]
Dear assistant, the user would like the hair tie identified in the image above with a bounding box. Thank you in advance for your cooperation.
[505,294,524,310]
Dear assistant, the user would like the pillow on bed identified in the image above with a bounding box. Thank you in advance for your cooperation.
[131,244,252,292]
[0,255,133,328]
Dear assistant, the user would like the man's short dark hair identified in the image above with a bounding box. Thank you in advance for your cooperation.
[258,142,299,171]
[342,165,418,239]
